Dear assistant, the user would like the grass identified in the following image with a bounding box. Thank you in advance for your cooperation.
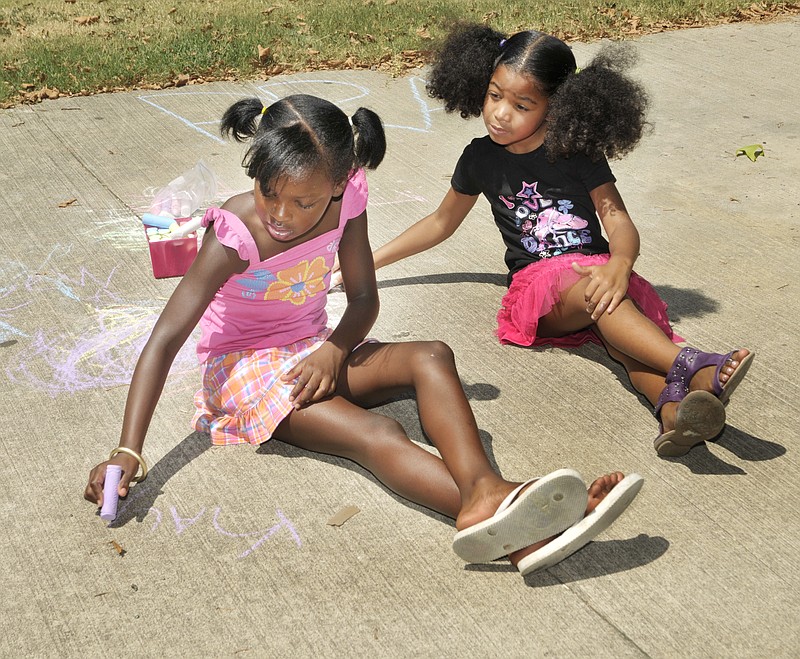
[1,0,798,107]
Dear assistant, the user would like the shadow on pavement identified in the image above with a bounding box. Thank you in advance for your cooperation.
[110,431,211,527]
[463,533,670,585]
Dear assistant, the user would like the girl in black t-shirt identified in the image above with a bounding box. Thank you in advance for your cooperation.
[359,24,754,457]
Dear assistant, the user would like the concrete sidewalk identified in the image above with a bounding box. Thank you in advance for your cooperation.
[1,17,798,658]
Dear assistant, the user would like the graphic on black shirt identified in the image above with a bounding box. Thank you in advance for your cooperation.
[499,181,593,260]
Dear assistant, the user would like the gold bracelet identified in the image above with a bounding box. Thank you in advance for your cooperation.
[109,447,148,483]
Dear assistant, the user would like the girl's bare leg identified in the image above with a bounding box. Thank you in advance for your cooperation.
[276,341,508,525]
[275,341,626,565]
[274,394,463,517]
[538,279,681,372]
[332,340,512,530]
[539,278,750,431]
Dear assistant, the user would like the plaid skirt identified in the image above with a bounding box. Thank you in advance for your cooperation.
[192,330,332,446]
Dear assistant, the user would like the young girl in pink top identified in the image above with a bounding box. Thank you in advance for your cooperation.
[85,94,642,577]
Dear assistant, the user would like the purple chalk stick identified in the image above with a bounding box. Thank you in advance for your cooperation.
[100,464,123,522]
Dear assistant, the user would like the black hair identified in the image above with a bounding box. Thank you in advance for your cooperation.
[426,23,649,161]
[219,94,386,193]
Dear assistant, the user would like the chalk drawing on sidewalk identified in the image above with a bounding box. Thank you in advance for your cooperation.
[137,76,442,143]
[3,249,198,395]
[371,189,428,207]
[115,496,302,559]
[80,207,150,252]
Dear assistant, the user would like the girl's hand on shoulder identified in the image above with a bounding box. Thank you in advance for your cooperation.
[84,452,140,506]
[571,258,632,320]
[282,342,347,409]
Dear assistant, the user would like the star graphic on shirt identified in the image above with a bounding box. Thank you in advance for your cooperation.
[517,181,542,200]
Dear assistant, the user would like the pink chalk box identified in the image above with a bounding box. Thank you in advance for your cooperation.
[145,219,198,279]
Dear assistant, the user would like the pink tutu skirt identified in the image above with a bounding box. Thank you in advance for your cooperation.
[496,253,682,348]
[192,329,332,446]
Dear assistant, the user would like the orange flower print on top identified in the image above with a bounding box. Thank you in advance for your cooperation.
[265,257,329,306]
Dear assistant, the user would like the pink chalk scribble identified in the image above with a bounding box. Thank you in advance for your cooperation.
[7,304,198,396]
[4,249,199,396]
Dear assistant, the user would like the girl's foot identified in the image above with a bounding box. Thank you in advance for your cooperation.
[686,348,752,401]
[658,348,753,434]
[507,472,624,567]
[453,470,587,563]
[654,390,726,457]
[454,471,640,571]
[514,472,645,576]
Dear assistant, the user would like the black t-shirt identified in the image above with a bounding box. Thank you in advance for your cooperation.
[451,137,616,281]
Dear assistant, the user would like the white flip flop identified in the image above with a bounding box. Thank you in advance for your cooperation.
[452,468,588,563]
[517,473,644,576]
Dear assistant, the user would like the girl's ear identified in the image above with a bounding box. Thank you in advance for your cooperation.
[332,180,347,198]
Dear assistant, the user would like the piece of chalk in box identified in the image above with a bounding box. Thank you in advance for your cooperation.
[100,464,123,522]
[169,216,203,238]
[142,213,179,231]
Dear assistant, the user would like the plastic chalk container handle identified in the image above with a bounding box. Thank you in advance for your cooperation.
[100,464,123,522]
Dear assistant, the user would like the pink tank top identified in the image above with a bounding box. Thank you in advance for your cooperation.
[196,169,368,362]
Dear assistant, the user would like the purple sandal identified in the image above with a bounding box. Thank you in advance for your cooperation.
[665,347,755,405]
[653,382,726,457]
[653,347,755,456]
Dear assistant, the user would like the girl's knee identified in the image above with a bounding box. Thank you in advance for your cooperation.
[411,340,456,370]
[326,413,408,464]
[359,415,412,459]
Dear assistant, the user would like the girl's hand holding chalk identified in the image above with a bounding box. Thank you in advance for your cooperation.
[83,448,147,513]
[100,464,122,522]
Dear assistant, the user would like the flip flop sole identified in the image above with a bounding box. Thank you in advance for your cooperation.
[517,473,644,576]
[719,351,755,406]
[654,390,726,457]
[452,469,588,563]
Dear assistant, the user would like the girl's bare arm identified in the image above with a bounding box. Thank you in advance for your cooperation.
[373,187,478,270]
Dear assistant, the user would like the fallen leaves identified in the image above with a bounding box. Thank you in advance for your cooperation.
[257,44,272,63]
[735,144,765,161]
[74,15,100,26]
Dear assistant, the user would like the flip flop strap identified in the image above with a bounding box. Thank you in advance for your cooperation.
[494,478,538,515]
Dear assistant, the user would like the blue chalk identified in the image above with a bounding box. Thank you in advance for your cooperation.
[142,213,178,231]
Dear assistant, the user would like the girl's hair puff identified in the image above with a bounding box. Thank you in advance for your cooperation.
[426,23,506,119]
[427,22,649,161]
[546,43,649,161]
[220,94,386,194]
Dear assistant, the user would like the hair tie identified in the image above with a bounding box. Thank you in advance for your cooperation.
[261,105,268,115]
[499,38,507,48]
[574,67,581,75]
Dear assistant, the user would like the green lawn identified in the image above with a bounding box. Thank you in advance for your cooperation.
[1,0,797,107]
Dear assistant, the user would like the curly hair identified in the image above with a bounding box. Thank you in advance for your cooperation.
[426,23,505,118]
[426,22,649,161]
[546,43,649,161]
